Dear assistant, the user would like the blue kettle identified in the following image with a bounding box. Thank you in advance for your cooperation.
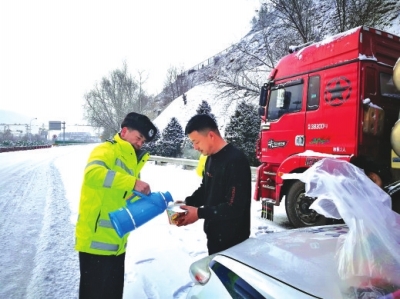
[109,191,173,238]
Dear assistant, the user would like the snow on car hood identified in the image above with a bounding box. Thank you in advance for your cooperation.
[220,224,349,298]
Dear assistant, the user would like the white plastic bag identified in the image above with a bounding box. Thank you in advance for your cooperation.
[283,158,400,293]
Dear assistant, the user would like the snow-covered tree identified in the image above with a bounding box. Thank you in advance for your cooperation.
[327,0,398,33]
[225,101,260,166]
[158,117,185,157]
[196,100,217,124]
[266,0,322,44]
[141,127,161,155]
[180,136,199,159]
[161,66,194,105]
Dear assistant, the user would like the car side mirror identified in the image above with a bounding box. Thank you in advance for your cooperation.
[258,107,265,117]
[259,84,268,107]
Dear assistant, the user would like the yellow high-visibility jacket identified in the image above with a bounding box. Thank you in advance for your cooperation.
[75,133,149,255]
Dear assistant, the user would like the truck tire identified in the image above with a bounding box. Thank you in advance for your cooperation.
[285,180,329,228]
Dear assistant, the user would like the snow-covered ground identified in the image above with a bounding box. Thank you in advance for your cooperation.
[0,144,291,299]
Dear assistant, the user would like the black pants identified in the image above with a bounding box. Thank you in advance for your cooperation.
[79,252,125,299]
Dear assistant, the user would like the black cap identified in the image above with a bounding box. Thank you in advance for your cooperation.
[121,112,157,141]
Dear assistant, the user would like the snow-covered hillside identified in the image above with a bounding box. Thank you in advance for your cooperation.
[153,82,258,135]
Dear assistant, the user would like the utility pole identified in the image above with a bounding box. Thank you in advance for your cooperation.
[62,122,66,145]
[29,118,37,142]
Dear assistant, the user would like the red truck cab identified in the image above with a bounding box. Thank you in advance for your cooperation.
[255,26,400,228]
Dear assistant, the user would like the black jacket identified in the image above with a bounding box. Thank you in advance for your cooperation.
[185,143,251,253]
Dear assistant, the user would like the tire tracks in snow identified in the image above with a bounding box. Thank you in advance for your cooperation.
[0,152,51,299]
[25,161,79,299]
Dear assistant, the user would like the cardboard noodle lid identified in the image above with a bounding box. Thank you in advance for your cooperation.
[166,203,187,225]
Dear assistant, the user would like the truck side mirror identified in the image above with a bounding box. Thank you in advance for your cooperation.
[258,106,265,117]
[259,84,268,106]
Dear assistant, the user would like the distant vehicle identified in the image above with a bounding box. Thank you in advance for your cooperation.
[186,224,399,299]
[254,26,400,227]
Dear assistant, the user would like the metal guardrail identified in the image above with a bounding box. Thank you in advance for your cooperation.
[0,145,52,153]
[148,155,257,178]
[149,155,199,167]
[180,44,234,76]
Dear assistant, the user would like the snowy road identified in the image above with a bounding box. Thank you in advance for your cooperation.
[0,146,87,299]
[0,144,291,299]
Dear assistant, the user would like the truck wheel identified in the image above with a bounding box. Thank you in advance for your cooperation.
[285,180,328,228]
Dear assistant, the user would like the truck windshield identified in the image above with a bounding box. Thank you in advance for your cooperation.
[267,83,304,121]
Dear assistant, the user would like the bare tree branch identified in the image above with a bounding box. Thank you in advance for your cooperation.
[83,62,153,138]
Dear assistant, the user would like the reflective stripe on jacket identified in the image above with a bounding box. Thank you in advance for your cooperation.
[75,133,149,255]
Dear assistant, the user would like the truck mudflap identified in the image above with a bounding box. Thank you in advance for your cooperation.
[253,164,263,201]
[254,164,275,220]
[253,163,278,203]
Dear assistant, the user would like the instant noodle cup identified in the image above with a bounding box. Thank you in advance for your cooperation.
[166,203,187,225]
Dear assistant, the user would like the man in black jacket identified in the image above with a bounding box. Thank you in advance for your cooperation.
[177,114,252,255]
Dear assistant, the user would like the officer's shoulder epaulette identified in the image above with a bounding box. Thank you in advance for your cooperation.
[106,138,117,144]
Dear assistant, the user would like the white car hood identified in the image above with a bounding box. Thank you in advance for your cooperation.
[220,225,349,298]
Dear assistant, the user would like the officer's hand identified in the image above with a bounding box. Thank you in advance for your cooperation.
[176,205,198,226]
[134,179,151,195]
